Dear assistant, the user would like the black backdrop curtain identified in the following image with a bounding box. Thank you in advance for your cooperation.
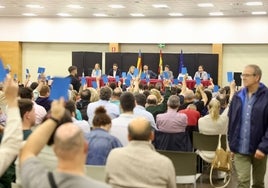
[105,52,218,84]
[73,52,218,84]
[72,52,102,76]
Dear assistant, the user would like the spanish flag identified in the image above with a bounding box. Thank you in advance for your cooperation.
[158,50,163,75]
[136,50,142,74]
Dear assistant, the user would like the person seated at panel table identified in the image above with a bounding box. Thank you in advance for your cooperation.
[161,65,174,80]
[91,63,102,77]
[108,63,121,78]
[177,73,193,80]
[143,65,157,79]
[127,65,136,79]
[193,65,208,80]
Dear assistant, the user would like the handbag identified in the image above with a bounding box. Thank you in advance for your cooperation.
[209,134,232,188]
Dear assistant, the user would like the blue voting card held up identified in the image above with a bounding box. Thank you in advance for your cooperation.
[81,77,86,86]
[38,67,45,74]
[134,68,139,77]
[140,72,146,79]
[49,77,71,101]
[207,73,210,79]
[195,77,201,85]
[0,59,7,82]
[125,79,131,86]
[213,85,219,92]
[127,74,132,81]
[26,68,30,74]
[173,78,179,85]
[227,72,233,82]
[163,71,169,79]
[122,72,126,78]
[115,76,120,82]
[102,75,108,84]
[92,81,97,89]
[181,67,187,74]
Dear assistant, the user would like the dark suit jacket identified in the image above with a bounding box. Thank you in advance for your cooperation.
[108,69,121,77]
[144,70,157,79]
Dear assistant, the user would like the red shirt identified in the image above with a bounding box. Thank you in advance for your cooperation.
[179,109,200,126]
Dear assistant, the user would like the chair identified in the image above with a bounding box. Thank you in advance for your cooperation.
[192,132,227,173]
[11,183,22,188]
[192,132,226,151]
[157,150,201,188]
[85,165,106,182]
[153,131,192,152]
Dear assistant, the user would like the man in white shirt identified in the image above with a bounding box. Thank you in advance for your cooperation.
[110,92,137,146]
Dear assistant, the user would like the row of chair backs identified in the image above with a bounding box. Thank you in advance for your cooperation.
[157,150,197,176]
[153,131,192,152]
[85,165,106,182]
[192,132,227,151]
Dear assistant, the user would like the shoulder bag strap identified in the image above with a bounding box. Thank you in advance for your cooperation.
[48,171,57,188]
[217,134,222,149]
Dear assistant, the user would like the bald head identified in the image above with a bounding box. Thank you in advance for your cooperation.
[54,123,85,158]
[128,117,153,141]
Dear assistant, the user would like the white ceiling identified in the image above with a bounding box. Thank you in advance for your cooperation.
[0,0,267,18]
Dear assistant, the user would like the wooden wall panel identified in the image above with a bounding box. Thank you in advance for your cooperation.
[0,41,22,82]
[212,43,223,86]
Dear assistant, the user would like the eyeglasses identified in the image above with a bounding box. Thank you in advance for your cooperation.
[240,74,256,78]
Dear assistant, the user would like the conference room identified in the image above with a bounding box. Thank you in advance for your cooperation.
[0,1,268,188]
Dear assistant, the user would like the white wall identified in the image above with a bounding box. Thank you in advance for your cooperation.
[1,17,268,43]
[222,44,268,86]
[22,43,107,80]
[22,43,268,87]
[3,17,268,86]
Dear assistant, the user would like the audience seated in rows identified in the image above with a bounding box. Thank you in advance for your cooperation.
[106,117,176,188]
[133,93,156,130]
[19,99,110,188]
[110,92,137,146]
[87,86,120,127]
[0,76,22,177]
[85,106,122,165]
[156,95,187,133]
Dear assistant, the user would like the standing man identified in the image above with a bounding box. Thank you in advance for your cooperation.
[228,64,268,188]
[67,66,81,92]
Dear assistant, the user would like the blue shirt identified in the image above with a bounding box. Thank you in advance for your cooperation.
[87,100,120,127]
[85,128,122,165]
[238,93,257,154]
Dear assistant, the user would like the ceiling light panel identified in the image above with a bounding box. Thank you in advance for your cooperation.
[251,11,267,14]
[26,4,44,9]
[130,13,145,17]
[209,12,224,16]
[93,13,108,17]
[197,3,214,7]
[109,4,125,9]
[152,4,169,8]
[57,13,71,17]
[245,2,263,6]
[67,4,83,9]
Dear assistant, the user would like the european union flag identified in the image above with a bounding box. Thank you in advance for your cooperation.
[179,50,184,74]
